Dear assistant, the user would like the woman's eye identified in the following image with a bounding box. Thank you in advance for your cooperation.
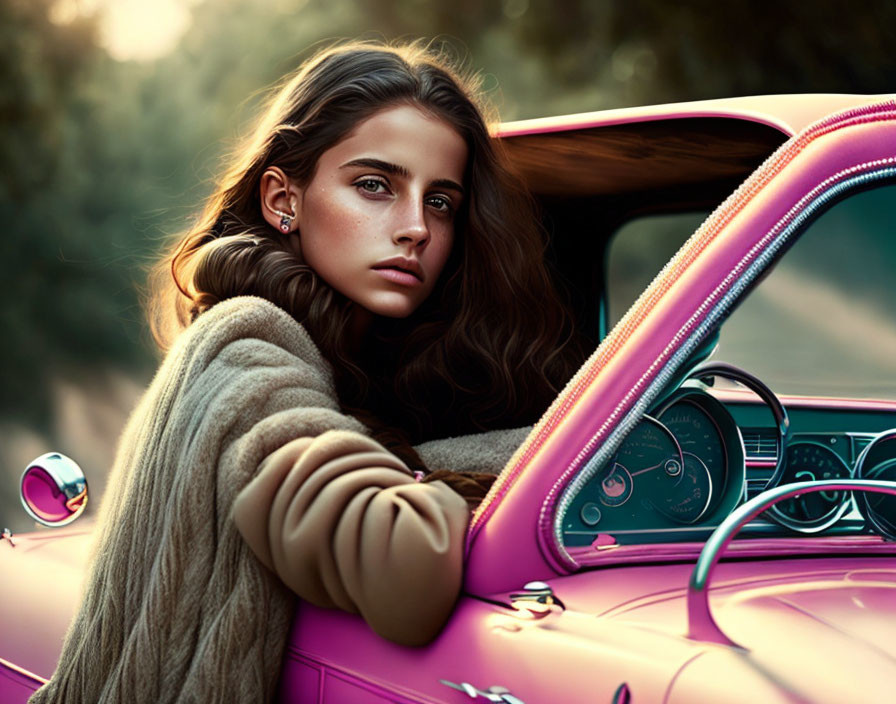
[426,195,454,215]
[356,178,388,194]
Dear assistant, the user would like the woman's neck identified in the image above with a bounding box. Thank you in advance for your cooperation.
[347,306,373,355]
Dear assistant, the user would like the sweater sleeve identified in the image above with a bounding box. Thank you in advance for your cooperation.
[232,429,470,646]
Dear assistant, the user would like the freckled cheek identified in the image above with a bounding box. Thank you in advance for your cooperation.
[303,192,373,251]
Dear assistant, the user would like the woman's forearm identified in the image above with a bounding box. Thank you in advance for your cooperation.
[232,429,470,646]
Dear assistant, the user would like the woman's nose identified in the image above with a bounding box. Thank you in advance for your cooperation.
[392,199,429,247]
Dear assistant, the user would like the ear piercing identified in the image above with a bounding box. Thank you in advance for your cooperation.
[274,209,295,233]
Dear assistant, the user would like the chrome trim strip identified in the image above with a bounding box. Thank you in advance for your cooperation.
[0,655,48,686]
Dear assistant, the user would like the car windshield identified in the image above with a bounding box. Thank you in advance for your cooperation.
[716,183,896,400]
[606,185,896,400]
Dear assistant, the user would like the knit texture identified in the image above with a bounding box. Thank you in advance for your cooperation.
[29,296,525,704]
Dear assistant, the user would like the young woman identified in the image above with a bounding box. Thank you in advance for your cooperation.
[30,40,581,703]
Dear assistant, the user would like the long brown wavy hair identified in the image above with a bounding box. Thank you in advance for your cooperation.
[146,40,582,504]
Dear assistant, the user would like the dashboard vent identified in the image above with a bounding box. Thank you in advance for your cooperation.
[741,427,778,461]
[746,477,772,499]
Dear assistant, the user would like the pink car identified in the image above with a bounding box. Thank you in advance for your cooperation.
[4,94,896,703]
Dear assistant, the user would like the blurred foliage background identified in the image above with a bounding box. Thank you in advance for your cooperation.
[2,0,895,529]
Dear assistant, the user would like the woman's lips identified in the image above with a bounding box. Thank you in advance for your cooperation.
[373,267,423,286]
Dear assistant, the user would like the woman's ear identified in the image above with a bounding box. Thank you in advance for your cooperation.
[260,166,302,234]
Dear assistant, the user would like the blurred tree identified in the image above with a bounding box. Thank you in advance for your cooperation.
[607,0,896,102]
[0,0,130,432]
[358,0,896,114]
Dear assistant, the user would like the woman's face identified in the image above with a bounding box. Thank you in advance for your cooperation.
[295,104,468,322]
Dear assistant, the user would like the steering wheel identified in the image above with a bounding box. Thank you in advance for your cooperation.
[687,362,796,529]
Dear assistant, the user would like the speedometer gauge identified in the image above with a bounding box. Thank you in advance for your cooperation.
[657,398,732,521]
[651,452,713,523]
[767,442,852,532]
[564,416,684,536]
[855,430,896,540]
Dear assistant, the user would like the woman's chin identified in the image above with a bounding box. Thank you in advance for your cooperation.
[358,297,423,320]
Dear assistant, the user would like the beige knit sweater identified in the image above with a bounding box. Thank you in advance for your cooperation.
[28,296,528,704]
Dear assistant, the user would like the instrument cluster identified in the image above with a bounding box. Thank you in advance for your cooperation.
[562,382,896,546]
[564,388,746,543]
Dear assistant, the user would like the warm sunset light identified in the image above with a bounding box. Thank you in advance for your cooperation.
[50,0,196,62]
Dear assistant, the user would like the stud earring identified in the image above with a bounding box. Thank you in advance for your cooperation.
[274,209,295,233]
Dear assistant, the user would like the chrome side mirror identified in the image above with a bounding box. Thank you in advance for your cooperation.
[20,453,88,527]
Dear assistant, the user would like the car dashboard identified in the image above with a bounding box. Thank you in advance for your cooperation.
[562,377,896,550]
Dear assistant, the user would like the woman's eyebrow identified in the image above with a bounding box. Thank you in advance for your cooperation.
[340,158,465,196]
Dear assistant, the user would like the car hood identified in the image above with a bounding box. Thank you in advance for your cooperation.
[534,556,896,702]
[0,524,94,681]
